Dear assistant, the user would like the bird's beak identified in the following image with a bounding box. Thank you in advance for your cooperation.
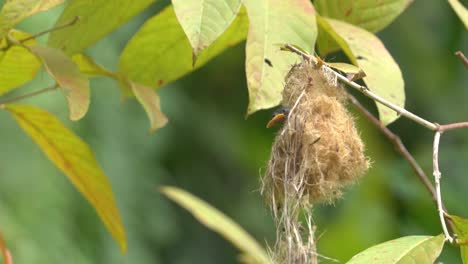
[267,113,287,128]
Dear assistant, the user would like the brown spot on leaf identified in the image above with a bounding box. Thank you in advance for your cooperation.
[356,55,366,60]
[157,79,164,86]
[345,7,352,16]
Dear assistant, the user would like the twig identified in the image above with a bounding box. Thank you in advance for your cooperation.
[20,16,80,43]
[348,94,455,233]
[0,16,80,51]
[455,51,468,68]
[283,44,438,131]
[348,95,437,200]
[433,132,454,243]
[438,122,468,132]
[0,84,58,106]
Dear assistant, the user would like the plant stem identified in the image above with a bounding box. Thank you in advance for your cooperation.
[0,16,80,51]
[0,84,58,106]
[19,16,80,43]
[348,94,455,233]
[433,132,454,243]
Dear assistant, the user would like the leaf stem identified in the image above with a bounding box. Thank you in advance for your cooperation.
[0,16,80,52]
[0,84,58,106]
[20,16,80,43]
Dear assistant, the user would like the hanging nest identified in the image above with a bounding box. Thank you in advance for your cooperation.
[263,60,370,207]
[262,60,370,264]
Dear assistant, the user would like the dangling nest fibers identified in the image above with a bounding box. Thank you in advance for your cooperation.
[262,60,369,264]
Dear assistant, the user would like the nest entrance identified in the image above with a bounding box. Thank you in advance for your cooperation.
[262,61,369,264]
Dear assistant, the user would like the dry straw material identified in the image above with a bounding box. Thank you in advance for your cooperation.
[264,60,369,206]
[262,60,369,264]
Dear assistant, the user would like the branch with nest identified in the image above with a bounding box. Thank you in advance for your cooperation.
[281,44,468,243]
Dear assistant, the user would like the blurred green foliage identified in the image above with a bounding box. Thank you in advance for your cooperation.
[0,1,466,263]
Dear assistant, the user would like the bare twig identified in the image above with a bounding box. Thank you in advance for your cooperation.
[433,132,454,243]
[348,95,456,233]
[348,95,437,200]
[19,16,80,43]
[439,122,468,132]
[0,16,80,51]
[283,44,438,131]
[0,84,58,106]
[455,51,468,68]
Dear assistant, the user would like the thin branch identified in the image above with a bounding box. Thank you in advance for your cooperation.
[348,94,455,233]
[438,122,468,132]
[455,51,468,68]
[0,84,58,106]
[433,132,454,243]
[282,44,438,131]
[348,95,437,200]
[0,16,80,51]
[19,16,80,43]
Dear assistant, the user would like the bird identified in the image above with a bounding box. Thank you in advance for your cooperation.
[267,108,290,128]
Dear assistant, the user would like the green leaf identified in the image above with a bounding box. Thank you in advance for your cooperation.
[327,62,361,74]
[243,0,317,115]
[446,214,468,263]
[48,0,156,55]
[28,46,90,121]
[129,81,168,132]
[161,186,269,264]
[314,0,412,33]
[172,0,242,62]
[5,104,127,253]
[0,230,13,264]
[316,14,353,57]
[72,53,115,77]
[119,5,248,89]
[325,18,405,125]
[0,30,41,95]
[346,234,445,264]
[448,0,468,29]
[0,0,65,38]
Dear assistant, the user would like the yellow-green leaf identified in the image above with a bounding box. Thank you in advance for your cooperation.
[161,186,269,264]
[446,214,468,263]
[172,0,242,61]
[0,30,41,95]
[243,0,317,115]
[48,0,156,55]
[72,53,115,77]
[0,0,64,38]
[314,0,412,33]
[448,0,468,29]
[326,18,405,125]
[5,104,127,253]
[28,46,90,121]
[327,62,361,74]
[316,14,354,58]
[129,81,168,132]
[119,5,248,89]
[346,234,445,264]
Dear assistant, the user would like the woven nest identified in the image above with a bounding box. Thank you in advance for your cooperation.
[263,61,370,207]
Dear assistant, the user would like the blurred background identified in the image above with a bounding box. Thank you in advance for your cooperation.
[0,0,467,263]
